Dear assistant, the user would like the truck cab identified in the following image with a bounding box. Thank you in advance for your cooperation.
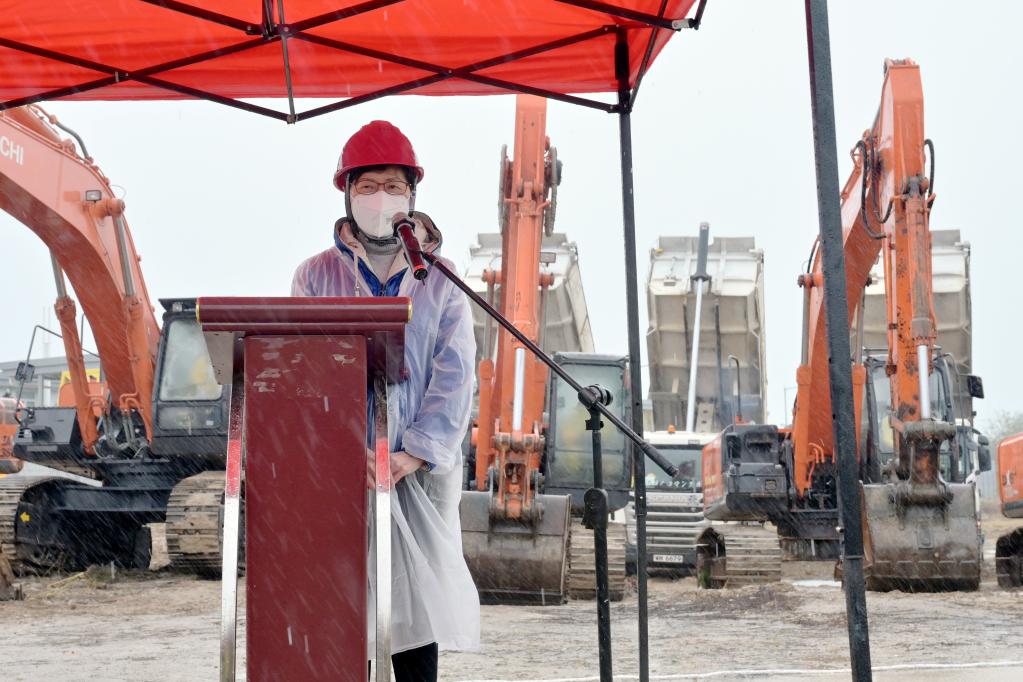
[622,429,714,574]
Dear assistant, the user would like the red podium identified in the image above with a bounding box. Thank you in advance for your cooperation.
[198,297,410,682]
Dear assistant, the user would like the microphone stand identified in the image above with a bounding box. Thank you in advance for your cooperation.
[418,249,679,682]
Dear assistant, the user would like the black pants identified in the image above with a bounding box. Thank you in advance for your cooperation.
[370,643,438,682]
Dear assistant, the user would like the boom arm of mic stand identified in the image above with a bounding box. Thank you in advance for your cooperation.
[420,250,679,479]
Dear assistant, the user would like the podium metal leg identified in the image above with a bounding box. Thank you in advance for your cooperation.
[220,376,244,682]
[373,376,392,682]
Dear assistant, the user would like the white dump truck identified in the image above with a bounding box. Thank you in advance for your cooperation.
[646,234,767,431]
[464,232,594,365]
[625,228,768,574]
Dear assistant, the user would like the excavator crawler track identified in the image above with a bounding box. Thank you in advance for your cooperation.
[696,523,782,589]
[994,528,1023,589]
[0,476,66,574]
[166,471,240,577]
[0,478,25,572]
[568,520,627,601]
[0,479,25,574]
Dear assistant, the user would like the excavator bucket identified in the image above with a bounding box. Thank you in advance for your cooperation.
[861,482,981,591]
[459,491,572,604]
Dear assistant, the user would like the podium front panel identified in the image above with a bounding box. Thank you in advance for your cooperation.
[245,335,368,681]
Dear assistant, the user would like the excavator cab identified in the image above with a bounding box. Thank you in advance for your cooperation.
[862,355,989,483]
[544,353,631,600]
[150,299,229,466]
[150,299,233,574]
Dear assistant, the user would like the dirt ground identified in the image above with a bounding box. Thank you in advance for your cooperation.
[2,510,1022,682]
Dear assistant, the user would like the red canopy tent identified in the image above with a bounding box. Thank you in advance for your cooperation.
[0,1,702,120]
[0,2,874,681]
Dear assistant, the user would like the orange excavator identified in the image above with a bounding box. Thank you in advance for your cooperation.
[996,435,1023,586]
[0,104,229,576]
[460,95,632,603]
[700,59,986,591]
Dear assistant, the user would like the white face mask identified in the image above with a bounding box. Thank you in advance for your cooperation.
[350,191,410,240]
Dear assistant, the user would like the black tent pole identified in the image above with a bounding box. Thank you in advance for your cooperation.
[614,29,650,682]
[802,2,873,680]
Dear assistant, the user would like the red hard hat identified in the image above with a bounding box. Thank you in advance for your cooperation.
[334,120,424,191]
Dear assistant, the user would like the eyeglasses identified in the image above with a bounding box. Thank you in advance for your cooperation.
[352,178,410,195]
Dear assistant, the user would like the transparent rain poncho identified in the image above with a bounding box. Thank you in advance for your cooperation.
[291,215,480,655]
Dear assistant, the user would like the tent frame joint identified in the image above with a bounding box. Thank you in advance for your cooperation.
[554,0,685,31]
[679,0,709,30]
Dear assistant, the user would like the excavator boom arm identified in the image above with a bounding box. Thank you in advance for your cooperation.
[794,60,929,489]
[461,96,575,604]
[474,96,551,514]
[0,107,160,441]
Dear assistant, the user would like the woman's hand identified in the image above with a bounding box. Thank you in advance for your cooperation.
[366,449,427,490]
[390,451,427,484]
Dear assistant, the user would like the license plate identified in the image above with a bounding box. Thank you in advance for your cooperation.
[646,492,702,507]
[653,554,687,564]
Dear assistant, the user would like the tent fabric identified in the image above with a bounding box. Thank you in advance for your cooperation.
[0,1,696,110]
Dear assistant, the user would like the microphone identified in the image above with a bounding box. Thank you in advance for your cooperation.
[392,212,429,281]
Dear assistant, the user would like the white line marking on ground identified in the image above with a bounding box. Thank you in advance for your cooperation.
[453,659,1023,682]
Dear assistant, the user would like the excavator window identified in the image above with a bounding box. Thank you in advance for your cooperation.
[867,362,896,465]
[867,359,955,457]
[548,416,627,487]
[158,319,222,402]
[867,355,976,481]
[547,358,630,490]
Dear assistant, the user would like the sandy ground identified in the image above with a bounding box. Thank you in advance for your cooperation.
[1,507,1021,681]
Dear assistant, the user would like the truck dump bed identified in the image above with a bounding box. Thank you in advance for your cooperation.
[464,232,594,362]
[859,230,972,415]
[646,236,766,432]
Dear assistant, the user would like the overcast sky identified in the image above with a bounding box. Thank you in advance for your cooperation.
[3,1,1021,429]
